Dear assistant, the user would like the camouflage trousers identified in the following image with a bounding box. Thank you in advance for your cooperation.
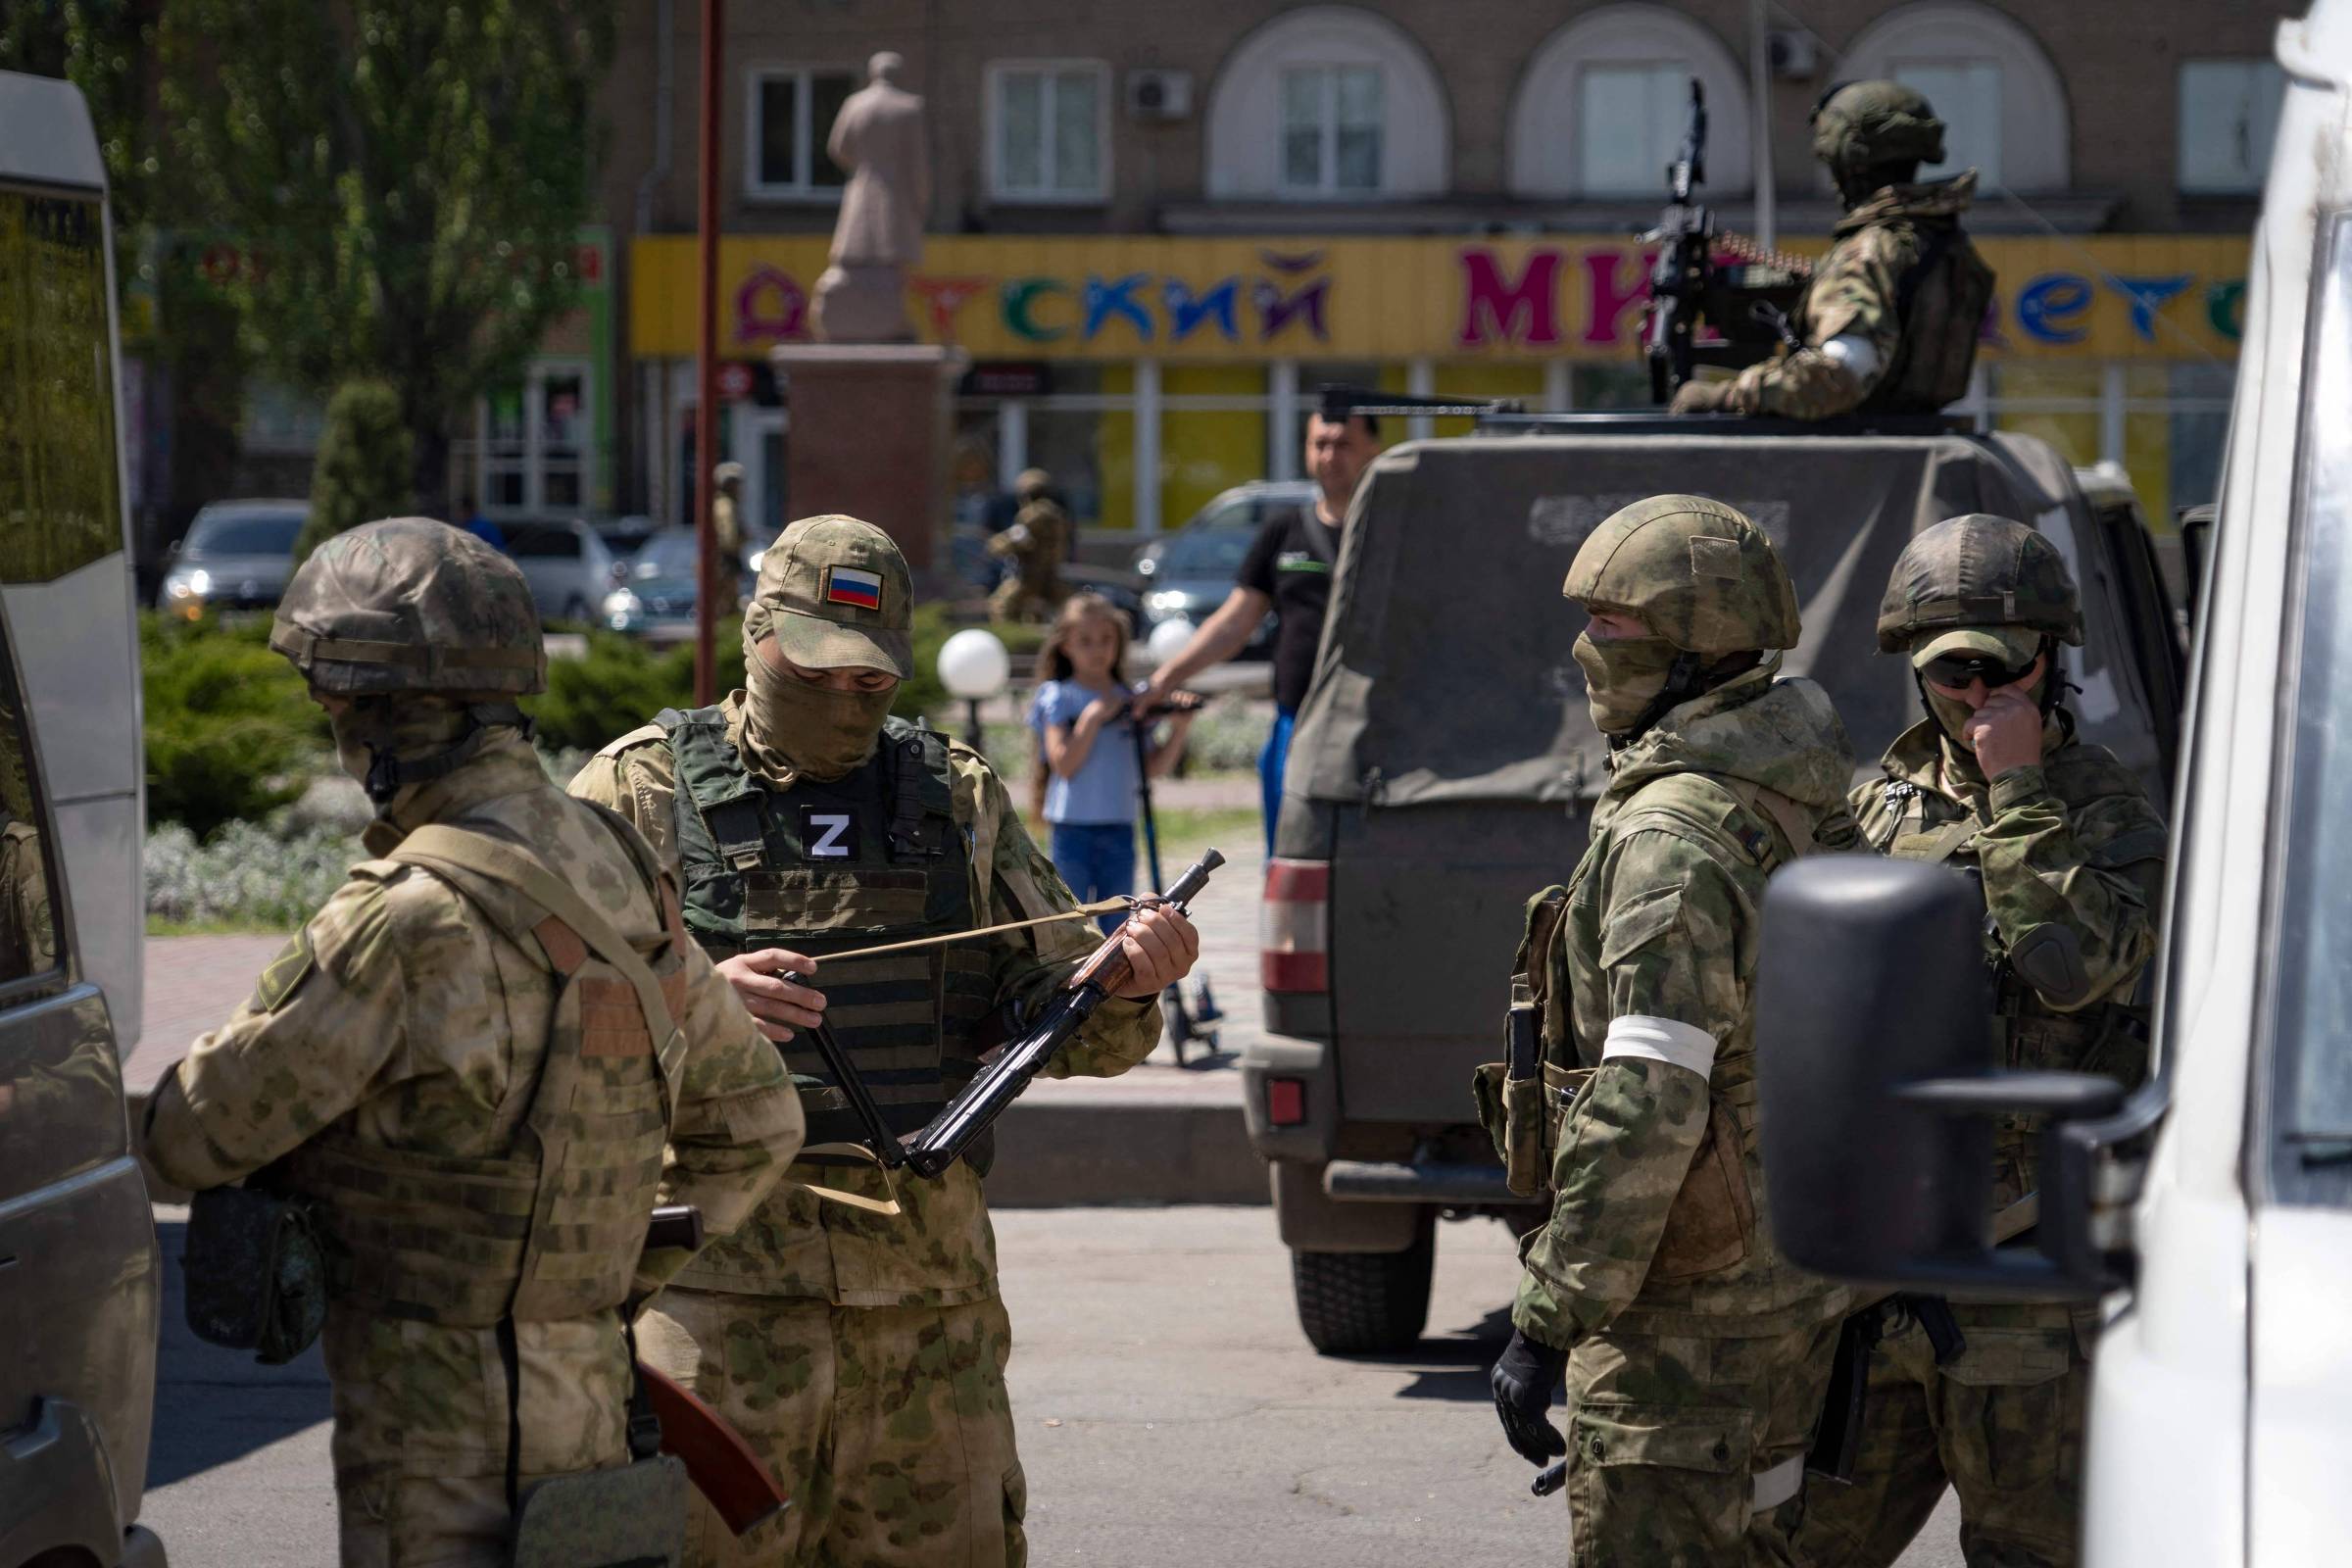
[638,1286,1025,1568]
[1791,1300,2086,1568]
[321,1308,632,1567]
[1558,1316,1842,1568]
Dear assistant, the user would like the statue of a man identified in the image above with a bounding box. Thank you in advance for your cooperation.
[814,52,928,342]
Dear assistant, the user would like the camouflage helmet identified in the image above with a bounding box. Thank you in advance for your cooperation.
[1563,495,1801,653]
[1810,80,1946,178]
[1876,513,2083,655]
[270,517,547,697]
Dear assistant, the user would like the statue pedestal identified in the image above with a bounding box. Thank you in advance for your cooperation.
[770,344,967,576]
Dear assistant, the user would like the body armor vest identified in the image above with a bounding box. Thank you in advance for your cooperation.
[1868,765,2151,1203]
[658,708,994,1149]
[291,804,687,1328]
[1866,221,1995,415]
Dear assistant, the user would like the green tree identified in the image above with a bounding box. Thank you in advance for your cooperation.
[160,0,614,511]
[300,379,415,560]
[0,2,163,238]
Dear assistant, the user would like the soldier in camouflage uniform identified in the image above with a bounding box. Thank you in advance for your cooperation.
[142,518,807,1568]
[570,513,1200,1568]
[1672,81,1993,420]
[986,468,1070,624]
[1792,514,2165,1568]
[1490,496,1858,1566]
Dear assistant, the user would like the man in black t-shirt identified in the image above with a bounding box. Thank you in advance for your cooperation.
[1138,409,1381,852]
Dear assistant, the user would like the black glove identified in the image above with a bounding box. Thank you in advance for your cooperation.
[1490,1327,1570,1466]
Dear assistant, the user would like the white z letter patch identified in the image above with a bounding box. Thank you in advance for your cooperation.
[803,808,858,859]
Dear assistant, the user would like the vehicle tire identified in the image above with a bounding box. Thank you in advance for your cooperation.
[1290,1209,1436,1355]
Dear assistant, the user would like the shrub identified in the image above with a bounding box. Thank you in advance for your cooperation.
[141,612,326,838]
[146,820,358,929]
[298,379,414,562]
[527,621,746,754]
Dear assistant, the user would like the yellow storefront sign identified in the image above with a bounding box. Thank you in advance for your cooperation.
[630,234,2248,364]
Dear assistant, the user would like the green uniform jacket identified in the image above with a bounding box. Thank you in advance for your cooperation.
[570,693,1161,1309]
[143,735,804,1480]
[1515,669,1859,1349]
[1851,715,2166,1209]
[1726,173,1989,418]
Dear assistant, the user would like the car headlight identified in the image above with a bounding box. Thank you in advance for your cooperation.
[166,568,212,599]
[746,548,765,574]
[1146,589,1192,616]
[603,588,642,616]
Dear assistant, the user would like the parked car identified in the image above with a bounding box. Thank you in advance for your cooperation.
[1241,418,2185,1356]
[155,500,306,617]
[1762,7,2352,1561]
[1134,481,1311,655]
[501,517,618,625]
[593,514,662,559]
[601,526,755,641]
[0,67,167,1568]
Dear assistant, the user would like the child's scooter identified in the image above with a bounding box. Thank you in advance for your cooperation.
[1130,693,1222,1064]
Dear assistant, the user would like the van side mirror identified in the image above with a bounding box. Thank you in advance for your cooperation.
[2176,502,2215,633]
[1756,856,2126,1299]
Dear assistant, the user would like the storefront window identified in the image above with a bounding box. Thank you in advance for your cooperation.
[1989,362,2100,471]
[1161,366,1268,528]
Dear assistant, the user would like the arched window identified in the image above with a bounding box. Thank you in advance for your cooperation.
[1204,6,1449,200]
[1509,6,1751,199]
[1838,2,2070,192]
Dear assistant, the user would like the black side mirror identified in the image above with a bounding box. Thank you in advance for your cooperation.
[2176,502,2216,635]
[1756,856,2126,1299]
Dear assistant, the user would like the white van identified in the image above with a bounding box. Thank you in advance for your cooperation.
[0,70,167,1568]
[1755,5,2352,1563]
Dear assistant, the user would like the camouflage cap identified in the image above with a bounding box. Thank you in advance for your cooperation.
[1563,495,1801,653]
[744,514,913,677]
[1877,513,2084,653]
[270,517,546,697]
[1911,624,2044,670]
[1811,80,1946,176]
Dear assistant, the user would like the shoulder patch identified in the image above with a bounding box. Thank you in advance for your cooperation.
[596,722,669,760]
[249,926,317,1013]
[1599,886,1687,970]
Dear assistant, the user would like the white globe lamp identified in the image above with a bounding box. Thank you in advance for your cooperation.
[1145,615,1195,667]
[937,627,1011,752]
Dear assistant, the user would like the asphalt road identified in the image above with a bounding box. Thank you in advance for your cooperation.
[143,1204,1963,1567]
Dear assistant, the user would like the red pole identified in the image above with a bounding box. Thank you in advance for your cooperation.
[692,0,724,706]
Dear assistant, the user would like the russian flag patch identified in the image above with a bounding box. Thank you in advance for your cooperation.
[825,566,884,610]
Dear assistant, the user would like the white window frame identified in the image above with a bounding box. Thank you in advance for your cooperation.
[1276,63,1385,199]
[985,59,1112,205]
[2178,58,2284,197]
[1203,5,1449,201]
[474,357,595,517]
[744,64,857,203]
[1508,6,1751,199]
[1839,2,2070,193]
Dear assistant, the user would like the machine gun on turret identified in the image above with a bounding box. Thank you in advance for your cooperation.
[1642,79,1815,403]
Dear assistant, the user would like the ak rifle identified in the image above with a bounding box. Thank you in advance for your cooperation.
[786,850,1227,1180]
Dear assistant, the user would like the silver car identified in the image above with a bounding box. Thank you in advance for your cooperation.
[501,517,618,625]
[155,500,307,618]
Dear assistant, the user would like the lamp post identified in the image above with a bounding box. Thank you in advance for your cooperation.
[937,627,1011,756]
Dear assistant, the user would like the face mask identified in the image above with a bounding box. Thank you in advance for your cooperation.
[745,652,894,781]
[327,702,474,806]
[1920,670,2051,761]
[1574,633,1683,736]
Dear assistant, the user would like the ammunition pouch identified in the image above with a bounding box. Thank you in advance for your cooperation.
[182,1181,331,1366]
[1472,1051,1592,1200]
[509,1453,689,1568]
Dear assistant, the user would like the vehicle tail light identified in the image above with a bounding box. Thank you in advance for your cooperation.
[1264,1076,1307,1127]
[1260,858,1329,993]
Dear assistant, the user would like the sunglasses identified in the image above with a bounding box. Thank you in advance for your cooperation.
[1922,652,2039,690]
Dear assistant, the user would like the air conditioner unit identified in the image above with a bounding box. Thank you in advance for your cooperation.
[1127,70,1194,122]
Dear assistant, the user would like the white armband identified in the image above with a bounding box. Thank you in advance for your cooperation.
[1820,333,1884,384]
[1600,1014,1720,1081]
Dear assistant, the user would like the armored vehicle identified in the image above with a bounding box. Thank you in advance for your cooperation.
[1241,414,2188,1353]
